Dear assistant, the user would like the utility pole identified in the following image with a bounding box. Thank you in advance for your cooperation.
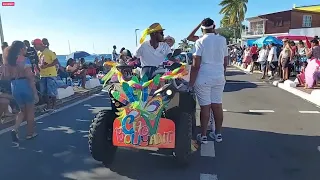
[0,13,5,45]
[68,40,71,54]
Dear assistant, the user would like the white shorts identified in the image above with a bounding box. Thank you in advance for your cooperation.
[194,78,225,106]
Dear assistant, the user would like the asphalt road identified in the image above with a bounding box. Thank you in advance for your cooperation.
[0,67,319,180]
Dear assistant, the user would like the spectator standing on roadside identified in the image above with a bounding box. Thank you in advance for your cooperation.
[24,40,39,73]
[250,44,259,72]
[190,18,228,143]
[279,39,293,82]
[307,39,320,59]
[33,39,59,112]
[267,43,279,80]
[1,42,8,64]
[2,41,39,142]
[0,42,15,122]
[258,44,269,79]
[41,38,64,70]
[112,45,118,61]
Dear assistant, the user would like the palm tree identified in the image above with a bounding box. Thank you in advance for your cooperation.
[220,13,231,28]
[178,38,193,52]
[219,0,248,35]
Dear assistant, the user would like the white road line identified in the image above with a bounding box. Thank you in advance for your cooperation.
[227,81,266,84]
[223,109,227,112]
[249,110,275,113]
[0,92,107,136]
[200,141,215,157]
[299,111,320,114]
[200,173,218,180]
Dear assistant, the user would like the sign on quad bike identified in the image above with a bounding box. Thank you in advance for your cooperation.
[88,61,197,166]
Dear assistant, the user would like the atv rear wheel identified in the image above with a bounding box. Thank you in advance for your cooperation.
[88,109,117,165]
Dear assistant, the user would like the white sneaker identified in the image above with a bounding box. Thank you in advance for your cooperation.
[197,134,208,144]
[209,132,223,143]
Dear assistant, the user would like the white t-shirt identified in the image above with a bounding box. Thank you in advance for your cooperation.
[258,48,269,62]
[267,46,278,62]
[193,33,228,84]
[135,41,172,67]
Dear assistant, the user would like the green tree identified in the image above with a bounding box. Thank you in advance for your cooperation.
[219,0,248,38]
[178,38,193,52]
[220,13,231,28]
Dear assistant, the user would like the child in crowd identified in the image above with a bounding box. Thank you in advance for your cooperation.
[242,46,252,69]
[297,62,307,86]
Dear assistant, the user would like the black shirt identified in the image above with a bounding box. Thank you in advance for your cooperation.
[25,47,39,72]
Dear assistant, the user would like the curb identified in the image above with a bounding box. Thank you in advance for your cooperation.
[272,81,320,107]
[231,63,259,75]
[36,86,103,114]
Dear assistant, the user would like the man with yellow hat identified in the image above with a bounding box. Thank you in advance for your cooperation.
[132,23,173,79]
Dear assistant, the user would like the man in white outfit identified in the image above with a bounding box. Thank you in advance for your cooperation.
[189,18,228,143]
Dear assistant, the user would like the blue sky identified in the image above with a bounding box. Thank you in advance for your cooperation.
[1,0,319,55]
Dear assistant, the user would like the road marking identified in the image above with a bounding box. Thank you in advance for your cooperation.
[226,81,266,84]
[200,141,215,157]
[0,92,107,136]
[223,109,227,112]
[200,173,218,180]
[298,111,320,114]
[249,110,275,113]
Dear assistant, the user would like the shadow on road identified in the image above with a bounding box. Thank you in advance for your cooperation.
[214,127,320,180]
[224,80,258,93]
[226,71,247,76]
[226,111,264,116]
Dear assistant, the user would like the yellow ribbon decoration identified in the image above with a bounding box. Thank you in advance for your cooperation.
[139,24,164,44]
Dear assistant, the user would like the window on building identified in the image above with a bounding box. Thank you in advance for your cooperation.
[274,17,283,27]
[302,15,312,27]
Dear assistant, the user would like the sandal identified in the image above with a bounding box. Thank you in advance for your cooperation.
[41,108,49,113]
[1,113,16,124]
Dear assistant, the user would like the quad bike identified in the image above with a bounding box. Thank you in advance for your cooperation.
[88,51,197,166]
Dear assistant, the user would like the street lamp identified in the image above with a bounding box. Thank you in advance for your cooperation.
[135,29,139,47]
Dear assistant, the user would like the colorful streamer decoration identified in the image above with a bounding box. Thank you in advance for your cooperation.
[101,62,189,122]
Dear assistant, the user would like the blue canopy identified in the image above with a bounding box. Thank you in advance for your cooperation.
[253,36,283,48]
[66,51,91,59]
[246,39,258,47]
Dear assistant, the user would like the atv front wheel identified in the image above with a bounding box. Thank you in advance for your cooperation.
[88,109,117,165]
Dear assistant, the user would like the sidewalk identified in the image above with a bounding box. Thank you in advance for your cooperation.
[0,86,102,130]
[232,63,320,107]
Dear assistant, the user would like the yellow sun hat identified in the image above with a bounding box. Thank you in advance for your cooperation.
[139,23,165,44]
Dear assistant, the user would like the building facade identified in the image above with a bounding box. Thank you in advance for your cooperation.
[242,5,320,45]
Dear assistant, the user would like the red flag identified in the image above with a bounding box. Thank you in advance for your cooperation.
[305,36,311,48]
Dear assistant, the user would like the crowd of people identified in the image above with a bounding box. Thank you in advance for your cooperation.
[230,36,320,88]
[0,38,58,142]
[0,38,115,142]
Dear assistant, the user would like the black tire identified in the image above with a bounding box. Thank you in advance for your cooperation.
[165,108,192,166]
[88,109,117,165]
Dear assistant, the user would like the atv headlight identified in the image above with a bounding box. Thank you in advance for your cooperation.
[166,89,172,96]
